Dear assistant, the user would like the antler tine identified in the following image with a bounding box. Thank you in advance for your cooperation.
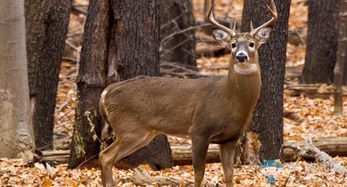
[206,0,236,37]
[250,0,278,36]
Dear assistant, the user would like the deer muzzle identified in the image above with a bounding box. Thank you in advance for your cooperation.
[236,52,249,63]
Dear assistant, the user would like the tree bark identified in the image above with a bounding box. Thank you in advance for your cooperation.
[68,0,109,169]
[302,0,347,84]
[69,0,172,169]
[160,0,197,69]
[25,0,71,150]
[334,0,347,116]
[0,0,34,158]
[240,0,291,162]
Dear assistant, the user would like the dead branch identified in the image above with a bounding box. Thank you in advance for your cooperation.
[56,101,70,113]
[281,137,347,174]
[161,38,192,57]
[62,56,78,63]
[160,13,186,30]
[196,31,215,42]
[161,23,211,45]
[71,5,88,15]
[160,61,209,79]
[65,40,81,53]
[285,66,303,79]
[285,84,347,98]
[283,111,304,123]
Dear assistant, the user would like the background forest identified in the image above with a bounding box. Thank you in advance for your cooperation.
[0,0,347,186]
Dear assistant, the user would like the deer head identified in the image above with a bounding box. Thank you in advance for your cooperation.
[207,0,277,74]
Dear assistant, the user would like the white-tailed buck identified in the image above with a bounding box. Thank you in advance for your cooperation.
[99,0,277,186]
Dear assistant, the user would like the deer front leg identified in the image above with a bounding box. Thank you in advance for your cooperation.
[219,141,237,187]
[191,136,209,187]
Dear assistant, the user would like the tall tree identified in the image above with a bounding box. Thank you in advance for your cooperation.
[301,0,347,84]
[25,0,71,150]
[0,0,34,158]
[334,0,347,116]
[240,0,291,162]
[69,0,172,169]
[160,0,197,69]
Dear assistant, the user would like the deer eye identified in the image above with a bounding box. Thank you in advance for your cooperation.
[249,42,255,48]
[231,43,237,48]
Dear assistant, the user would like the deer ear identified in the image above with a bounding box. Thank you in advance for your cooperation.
[256,27,271,46]
[212,29,230,45]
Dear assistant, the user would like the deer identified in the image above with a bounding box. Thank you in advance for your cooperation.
[99,0,277,186]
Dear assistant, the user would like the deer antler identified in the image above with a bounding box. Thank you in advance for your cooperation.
[250,0,278,36]
[206,0,236,37]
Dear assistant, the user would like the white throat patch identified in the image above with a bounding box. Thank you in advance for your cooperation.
[233,64,258,75]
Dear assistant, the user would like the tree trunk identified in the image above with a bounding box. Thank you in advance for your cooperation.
[69,0,172,170]
[0,0,34,159]
[68,0,109,169]
[160,0,197,69]
[301,0,347,84]
[25,0,71,150]
[334,0,347,116]
[240,0,291,162]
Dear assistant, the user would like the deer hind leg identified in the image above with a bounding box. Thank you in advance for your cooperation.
[99,126,156,187]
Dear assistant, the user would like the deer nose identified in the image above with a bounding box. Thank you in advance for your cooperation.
[236,53,248,63]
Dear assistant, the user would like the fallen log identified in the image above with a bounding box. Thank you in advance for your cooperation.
[285,83,347,98]
[281,137,347,174]
[281,137,347,162]
[173,137,347,165]
[42,150,70,166]
[171,144,220,165]
[285,66,302,79]
[41,137,347,166]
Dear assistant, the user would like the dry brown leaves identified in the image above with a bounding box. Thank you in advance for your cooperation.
[284,91,347,143]
[1,158,347,186]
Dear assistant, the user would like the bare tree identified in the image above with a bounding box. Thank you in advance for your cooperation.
[0,0,34,158]
[240,0,291,162]
[301,0,347,84]
[160,0,197,69]
[25,0,71,150]
[334,0,347,116]
[69,0,172,169]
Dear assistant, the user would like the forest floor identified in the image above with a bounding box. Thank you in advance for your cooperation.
[1,0,347,186]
